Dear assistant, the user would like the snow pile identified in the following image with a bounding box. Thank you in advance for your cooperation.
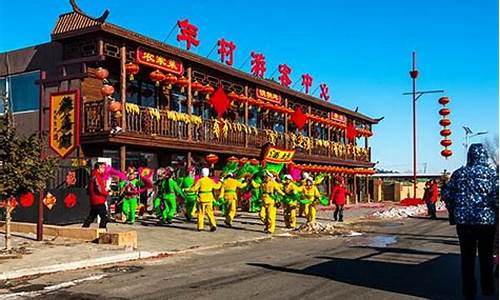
[371,202,447,219]
[294,222,354,236]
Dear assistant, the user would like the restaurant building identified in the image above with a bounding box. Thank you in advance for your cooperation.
[0,5,379,213]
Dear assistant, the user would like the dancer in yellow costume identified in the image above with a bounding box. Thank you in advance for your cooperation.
[302,177,321,223]
[282,174,303,229]
[252,172,285,234]
[298,172,311,217]
[220,173,247,227]
[190,168,222,231]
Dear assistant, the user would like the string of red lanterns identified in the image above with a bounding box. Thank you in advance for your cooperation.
[438,96,452,158]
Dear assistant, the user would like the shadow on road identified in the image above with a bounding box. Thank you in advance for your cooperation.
[248,246,464,300]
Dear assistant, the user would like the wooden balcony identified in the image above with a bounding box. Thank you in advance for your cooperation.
[82,101,373,167]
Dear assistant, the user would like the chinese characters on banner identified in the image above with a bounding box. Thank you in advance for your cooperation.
[177,19,199,50]
[136,47,184,75]
[49,90,80,158]
[263,146,296,164]
[256,88,281,104]
[217,38,236,66]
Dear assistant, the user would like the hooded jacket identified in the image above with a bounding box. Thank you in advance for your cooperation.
[442,144,498,225]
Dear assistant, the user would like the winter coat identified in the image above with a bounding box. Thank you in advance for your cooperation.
[442,143,498,225]
[330,184,350,206]
[88,170,109,206]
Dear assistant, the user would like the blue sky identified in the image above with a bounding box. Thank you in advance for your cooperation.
[1,0,498,173]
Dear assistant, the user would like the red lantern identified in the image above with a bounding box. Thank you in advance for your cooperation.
[441,139,452,147]
[125,63,139,81]
[441,149,453,158]
[149,70,166,86]
[439,108,450,116]
[203,84,215,100]
[109,101,122,113]
[101,84,115,97]
[440,129,452,137]
[438,96,449,105]
[176,76,189,93]
[95,67,109,80]
[228,91,239,101]
[439,119,451,126]
[20,192,35,208]
[163,73,178,89]
[64,193,77,208]
[191,81,205,96]
[205,153,219,165]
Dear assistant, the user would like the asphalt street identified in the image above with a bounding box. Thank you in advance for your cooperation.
[2,215,498,300]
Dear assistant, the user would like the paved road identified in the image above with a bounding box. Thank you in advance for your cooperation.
[2,215,498,300]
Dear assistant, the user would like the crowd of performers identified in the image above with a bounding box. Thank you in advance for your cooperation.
[84,158,351,234]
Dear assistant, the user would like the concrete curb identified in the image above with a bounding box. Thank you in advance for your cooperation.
[0,251,159,281]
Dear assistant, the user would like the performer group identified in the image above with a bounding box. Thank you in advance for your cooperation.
[91,155,348,234]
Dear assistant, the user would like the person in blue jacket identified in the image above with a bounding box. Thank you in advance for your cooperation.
[442,143,498,299]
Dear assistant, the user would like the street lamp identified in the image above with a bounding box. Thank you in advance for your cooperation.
[463,126,488,151]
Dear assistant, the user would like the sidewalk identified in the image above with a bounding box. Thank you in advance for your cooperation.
[0,204,386,280]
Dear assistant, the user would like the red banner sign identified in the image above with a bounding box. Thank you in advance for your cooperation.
[136,47,184,75]
[330,112,346,124]
[49,90,80,158]
[256,88,281,104]
[263,146,295,164]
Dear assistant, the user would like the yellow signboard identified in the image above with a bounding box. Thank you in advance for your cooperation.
[49,90,80,158]
[263,146,295,164]
[256,88,281,104]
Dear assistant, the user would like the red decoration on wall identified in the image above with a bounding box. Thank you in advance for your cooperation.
[95,67,109,80]
[136,47,184,75]
[209,86,231,118]
[176,19,200,50]
[319,83,330,101]
[250,52,266,78]
[290,107,307,130]
[346,123,357,141]
[64,193,77,208]
[278,64,292,87]
[19,192,35,208]
[301,74,313,94]
[217,38,236,66]
[66,171,77,187]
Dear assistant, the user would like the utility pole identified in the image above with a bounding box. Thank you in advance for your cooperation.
[403,52,444,199]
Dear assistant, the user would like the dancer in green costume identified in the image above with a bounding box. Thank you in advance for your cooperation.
[154,167,184,224]
[179,166,197,221]
[120,167,144,224]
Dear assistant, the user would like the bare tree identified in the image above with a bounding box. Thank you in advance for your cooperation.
[483,135,499,169]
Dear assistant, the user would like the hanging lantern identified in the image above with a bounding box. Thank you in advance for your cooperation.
[441,149,453,158]
[101,84,115,97]
[441,139,452,147]
[438,96,453,159]
[163,73,178,89]
[95,67,109,80]
[149,70,166,86]
[203,84,215,100]
[125,63,140,81]
[176,76,189,93]
[438,96,449,105]
[439,108,450,116]
[109,100,122,112]
[191,81,204,96]
[205,153,219,165]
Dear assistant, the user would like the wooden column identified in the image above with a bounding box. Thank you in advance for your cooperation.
[120,44,127,132]
[308,105,312,155]
[327,124,331,157]
[187,67,192,141]
[244,86,249,148]
[284,98,288,148]
[120,145,126,172]
[187,151,192,168]
[365,175,370,203]
[353,175,358,204]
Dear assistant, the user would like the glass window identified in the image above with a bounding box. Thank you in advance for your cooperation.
[0,78,5,114]
[9,71,40,112]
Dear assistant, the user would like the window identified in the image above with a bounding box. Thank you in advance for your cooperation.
[9,71,40,112]
[0,78,5,114]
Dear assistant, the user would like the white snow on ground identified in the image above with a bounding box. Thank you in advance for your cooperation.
[371,202,447,219]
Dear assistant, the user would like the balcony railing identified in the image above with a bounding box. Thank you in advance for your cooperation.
[82,101,371,162]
